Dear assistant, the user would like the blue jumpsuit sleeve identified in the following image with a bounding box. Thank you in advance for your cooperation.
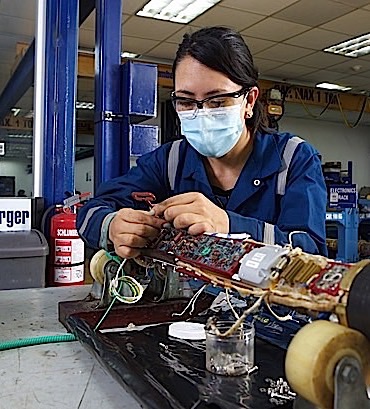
[76,145,170,249]
[227,143,327,255]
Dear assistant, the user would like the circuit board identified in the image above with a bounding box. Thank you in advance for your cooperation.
[142,229,256,277]
[138,227,359,312]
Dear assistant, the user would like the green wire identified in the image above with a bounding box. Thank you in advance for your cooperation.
[93,296,118,331]
[0,334,76,352]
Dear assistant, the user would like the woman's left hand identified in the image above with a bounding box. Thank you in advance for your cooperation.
[152,192,229,235]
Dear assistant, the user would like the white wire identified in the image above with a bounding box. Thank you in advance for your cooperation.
[288,230,306,248]
[109,258,144,304]
[225,288,240,320]
[172,284,207,317]
[264,299,292,322]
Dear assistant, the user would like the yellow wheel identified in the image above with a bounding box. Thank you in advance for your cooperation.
[285,320,370,409]
[89,250,110,285]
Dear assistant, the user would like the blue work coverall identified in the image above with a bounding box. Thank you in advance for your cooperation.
[77,131,327,255]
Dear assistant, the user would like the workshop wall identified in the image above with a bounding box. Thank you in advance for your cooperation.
[0,158,32,196]
[280,116,370,188]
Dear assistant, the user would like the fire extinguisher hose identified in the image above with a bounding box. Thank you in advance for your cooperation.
[0,333,76,351]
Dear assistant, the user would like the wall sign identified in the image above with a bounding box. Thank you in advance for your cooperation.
[329,184,357,208]
[0,198,32,231]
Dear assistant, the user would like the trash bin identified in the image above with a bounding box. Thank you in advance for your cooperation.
[0,229,49,290]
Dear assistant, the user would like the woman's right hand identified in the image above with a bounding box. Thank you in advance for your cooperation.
[108,208,165,259]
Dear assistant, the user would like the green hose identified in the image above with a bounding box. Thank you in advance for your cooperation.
[0,334,77,351]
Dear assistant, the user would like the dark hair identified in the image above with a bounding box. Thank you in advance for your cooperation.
[172,26,270,135]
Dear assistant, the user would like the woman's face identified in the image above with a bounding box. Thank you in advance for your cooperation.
[174,55,258,124]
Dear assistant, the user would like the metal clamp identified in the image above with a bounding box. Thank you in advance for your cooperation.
[101,111,123,122]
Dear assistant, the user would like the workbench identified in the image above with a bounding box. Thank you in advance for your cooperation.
[0,286,142,409]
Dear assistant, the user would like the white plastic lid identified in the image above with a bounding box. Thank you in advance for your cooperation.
[168,321,206,340]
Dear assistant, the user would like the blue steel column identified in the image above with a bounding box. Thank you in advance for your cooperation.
[43,0,79,208]
[94,0,123,192]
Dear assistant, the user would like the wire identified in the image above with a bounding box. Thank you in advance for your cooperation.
[295,87,336,119]
[264,299,293,322]
[225,288,240,320]
[336,93,368,129]
[94,257,144,331]
[288,230,307,248]
[172,284,207,317]
[210,294,266,338]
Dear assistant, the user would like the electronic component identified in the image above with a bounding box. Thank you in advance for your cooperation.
[309,262,351,296]
[143,228,249,277]
[235,246,289,288]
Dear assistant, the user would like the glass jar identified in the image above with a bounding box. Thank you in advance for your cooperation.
[205,320,255,376]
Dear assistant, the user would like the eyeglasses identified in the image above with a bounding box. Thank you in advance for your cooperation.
[171,87,250,115]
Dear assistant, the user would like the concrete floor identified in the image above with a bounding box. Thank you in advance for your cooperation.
[0,285,142,409]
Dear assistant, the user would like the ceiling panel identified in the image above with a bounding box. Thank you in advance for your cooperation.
[2,0,370,119]
[255,43,314,63]
[122,16,182,41]
[122,0,149,16]
[191,6,265,31]
[327,59,370,75]
[122,36,159,55]
[263,63,318,80]
[293,51,350,69]
[321,9,370,35]
[284,28,349,50]
[165,26,201,44]
[274,0,353,26]
[253,58,285,75]
[0,16,34,38]
[333,0,370,6]
[145,41,178,61]
[300,69,350,83]
[0,0,36,19]
[337,75,370,91]
[242,36,276,54]
[78,28,94,49]
[221,0,300,16]
[241,17,310,42]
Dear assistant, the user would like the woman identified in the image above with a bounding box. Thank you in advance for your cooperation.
[77,26,327,258]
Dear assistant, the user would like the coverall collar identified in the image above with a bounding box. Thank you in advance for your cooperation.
[182,132,283,211]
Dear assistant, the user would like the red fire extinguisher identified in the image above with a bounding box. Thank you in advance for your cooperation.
[49,205,85,286]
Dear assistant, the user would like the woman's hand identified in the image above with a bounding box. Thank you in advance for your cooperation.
[152,192,229,235]
[108,208,165,258]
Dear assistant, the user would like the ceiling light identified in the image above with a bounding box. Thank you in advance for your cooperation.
[121,52,139,59]
[316,82,352,92]
[136,0,221,24]
[324,33,370,58]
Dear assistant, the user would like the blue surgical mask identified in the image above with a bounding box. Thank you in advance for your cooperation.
[177,104,244,158]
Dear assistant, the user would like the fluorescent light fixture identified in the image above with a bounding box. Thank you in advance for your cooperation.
[76,101,95,110]
[121,51,139,58]
[136,0,221,24]
[324,33,370,58]
[316,82,352,92]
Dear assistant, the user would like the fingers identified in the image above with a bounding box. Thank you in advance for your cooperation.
[188,222,213,236]
[171,212,210,230]
[108,208,165,259]
[112,232,150,259]
[114,244,141,259]
[117,208,165,230]
[153,192,199,217]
